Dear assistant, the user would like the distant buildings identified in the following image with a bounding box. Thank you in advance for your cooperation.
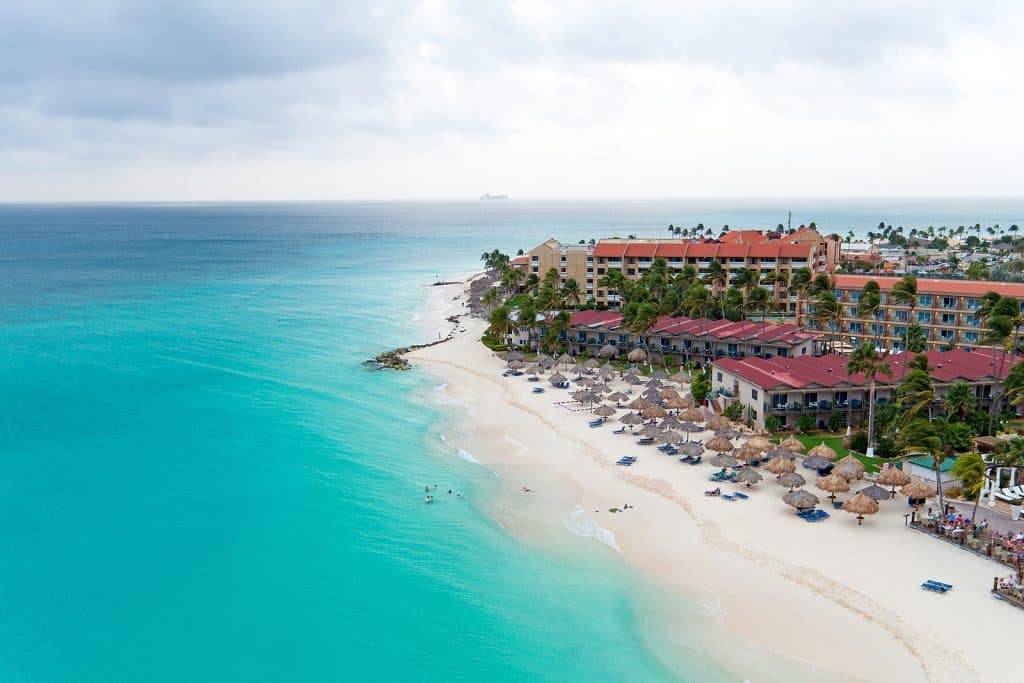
[711,349,1013,431]
[797,274,1024,352]
[518,228,841,311]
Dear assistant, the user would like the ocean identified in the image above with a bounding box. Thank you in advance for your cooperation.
[2,199,1022,682]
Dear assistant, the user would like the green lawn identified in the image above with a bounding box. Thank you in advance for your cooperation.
[777,432,886,473]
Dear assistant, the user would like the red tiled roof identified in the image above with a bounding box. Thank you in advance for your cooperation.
[511,256,528,265]
[721,230,770,244]
[593,240,815,260]
[715,349,1014,391]
[569,313,819,346]
[833,275,1024,298]
[569,310,624,327]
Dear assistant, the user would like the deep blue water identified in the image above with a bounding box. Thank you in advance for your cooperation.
[2,200,1022,682]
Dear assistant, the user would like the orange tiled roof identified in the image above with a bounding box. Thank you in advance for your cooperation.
[833,274,1024,298]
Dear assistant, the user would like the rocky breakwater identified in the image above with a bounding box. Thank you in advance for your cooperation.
[365,315,462,371]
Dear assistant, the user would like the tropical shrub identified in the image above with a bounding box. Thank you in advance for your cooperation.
[796,413,815,434]
[944,422,973,452]
[723,402,743,420]
[691,372,711,404]
[850,431,868,453]
[764,415,782,433]
[827,410,847,433]
[950,452,985,500]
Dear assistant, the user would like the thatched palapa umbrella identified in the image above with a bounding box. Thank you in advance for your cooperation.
[783,489,819,510]
[765,448,798,461]
[735,445,762,464]
[706,435,734,453]
[548,371,568,386]
[597,344,618,359]
[808,441,838,461]
[641,388,662,402]
[628,397,653,410]
[627,348,647,363]
[506,350,524,362]
[707,415,732,431]
[638,423,663,438]
[777,472,806,490]
[557,353,574,367]
[607,391,629,405]
[842,492,880,525]
[525,365,540,375]
[642,405,667,419]
[659,387,681,400]
[593,404,617,417]
[817,473,851,501]
[901,480,933,503]
[584,358,600,369]
[780,436,806,453]
[877,464,911,498]
[746,436,773,452]
[651,369,671,380]
[599,365,617,379]
[619,412,644,427]
[735,468,763,487]
[626,374,644,386]
[834,455,865,481]
[766,455,797,475]
[802,455,832,471]
[678,441,704,457]
[664,395,690,410]
[507,359,524,370]
[714,428,743,439]
[857,484,890,502]
[709,453,739,468]
[679,407,704,422]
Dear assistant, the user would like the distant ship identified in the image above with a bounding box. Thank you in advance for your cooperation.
[480,193,509,200]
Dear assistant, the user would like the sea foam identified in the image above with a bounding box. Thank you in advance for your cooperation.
[564,506,621,553]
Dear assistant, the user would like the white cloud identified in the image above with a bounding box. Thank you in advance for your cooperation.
[0,0,1021,200]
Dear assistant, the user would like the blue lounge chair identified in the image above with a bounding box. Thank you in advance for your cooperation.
[589,418,604,428]
[688,455,702,465]
[637,437,654,445]
[657,444,672,452]
[922,580,952,593]
[532,387,545,394]
[612,426,625,434]
[733,492,749,500]
[722,493,737,501]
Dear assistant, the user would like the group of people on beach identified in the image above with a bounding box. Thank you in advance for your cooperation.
[424,484,462,503]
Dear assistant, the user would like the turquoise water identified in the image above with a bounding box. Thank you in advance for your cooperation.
[2,200,1022,682]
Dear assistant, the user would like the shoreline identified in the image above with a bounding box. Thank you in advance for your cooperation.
[407,280,1014,682]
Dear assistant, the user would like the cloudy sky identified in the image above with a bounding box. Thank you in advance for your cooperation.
[2,1,1022,201]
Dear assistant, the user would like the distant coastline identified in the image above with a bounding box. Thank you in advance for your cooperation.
[480,193,509,200]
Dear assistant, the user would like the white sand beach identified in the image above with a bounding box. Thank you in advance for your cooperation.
[409,281,1017,682]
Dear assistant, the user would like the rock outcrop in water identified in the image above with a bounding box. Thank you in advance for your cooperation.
[365,315,462,371]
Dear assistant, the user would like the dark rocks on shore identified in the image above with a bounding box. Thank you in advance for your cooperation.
[365,314,462,371]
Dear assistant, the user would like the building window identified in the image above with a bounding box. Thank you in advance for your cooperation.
[849,322,862,332]
[917,311,932,323]
[965,315,979,326]
[918,295,933,306]
[716,372,723,382]
[965,331,980,342]
[893,325,907,337]
[894,310,909,321]
[966,297,980,310]
[751,388,759,400]
[850,291,861,302]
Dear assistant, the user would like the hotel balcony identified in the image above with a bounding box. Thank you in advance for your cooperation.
[606,260,622,268]
[760,261,778,268]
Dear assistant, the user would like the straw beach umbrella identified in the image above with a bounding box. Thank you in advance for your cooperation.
[641,388,662,402]
[802,455,832,471]
[628,348,647,363]
[714,428,743,439]
[857,484,890,502]
[765,448,798,461]
[607,391,629,405]
[626,374,644,386]
[706,435,734,453]
[506,351,524,362]
[766,455,797,475]
[597,344,618,359]
[584,358,600,369]
[834,455,865,481]
[619,412,644,427]
[639,423,663,438]
[557,353,574,367]
[659,387,681,400]
[783,489,820,510]
[678,442,704,457]
[777,472,806,490]
[735,468,763,487]
[709,454,739,468]
[651,369,671,380]
[628,397,653,410]
[645,378,664,389]
[808,441,838,461]
[642,405,667,419]
[707,415,732,431]
[901,480,933,504]
[679,407,704,422]
[593,404,617,417]
[507,359,524,370]
[599,365,617,379]
[842,492,880,525]
[548,371,567,386]
[817,473,851,501]
[735,444,762,464]
[664,395,690,410]
[780,436,806,453]
[525,365,540,376]
[877,464,912,498]
[746,436,773,452]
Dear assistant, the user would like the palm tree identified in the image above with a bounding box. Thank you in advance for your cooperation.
[703,260,728,317]
[598,269,629,307]
[480,286,500,313]
[628,302,660,368]
[890,275,918,360]
[560,279,582,308]
[500,266,525,295]
[488,305,516,347]
[847,342,893,455]
[790,267,812,320]
[899,367,935,422]
[813,291,842,352]
[857,282,881,349]
[899,418,947,510]
[943,381,973,420]
[983,295,1024,433]
[516,298,539,351]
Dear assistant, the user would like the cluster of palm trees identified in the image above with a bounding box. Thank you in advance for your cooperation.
[484,266,580,351]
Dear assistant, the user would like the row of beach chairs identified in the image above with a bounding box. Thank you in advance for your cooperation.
[921,580,953,593]
[797,508,829,522]
[616,456,637,467]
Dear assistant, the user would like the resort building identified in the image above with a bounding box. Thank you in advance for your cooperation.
[797,275,1024,352]
[710,349,1015,432]
[519,229,841,311]
[566,310,822,365]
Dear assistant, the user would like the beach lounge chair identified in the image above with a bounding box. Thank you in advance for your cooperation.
[722,493,737,501]
[704,487,721,497]
[664,447,678,455]
[657,444,673,452]
[921,580,953,593]
[689,455,702,465]
[637,436,654,445]
[588,418,604,428]
[678,456,692,464]
[532,387,545,394]
[832,500,843,509]
[612,426,625,434]
[733,492,749,500]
